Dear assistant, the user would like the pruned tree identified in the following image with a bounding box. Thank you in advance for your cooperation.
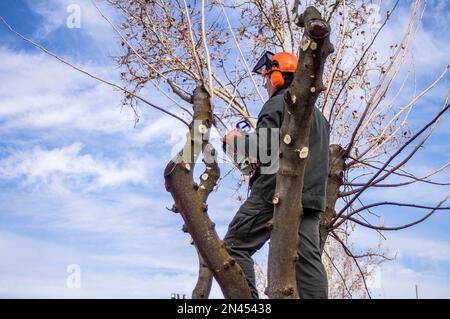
[164,85,253,298]
[267,6,334,298]
[2,0,449,298]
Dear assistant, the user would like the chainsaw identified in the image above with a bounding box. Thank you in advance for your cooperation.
[212,114,254,176]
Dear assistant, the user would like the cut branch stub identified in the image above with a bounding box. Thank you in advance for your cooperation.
[272,195,280,205]
[198,124,208,134]
[283,134,292,145]
[298,147,309,159]
[296,7,331,39]
[284,90,297,105]
[266,219,274,231]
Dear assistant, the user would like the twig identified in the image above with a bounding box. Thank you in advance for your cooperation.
[328,0,400,122]
[182,0,206,83]
[331,231,372,299]
[200,0,214,102]
[341,196,449,231]
[91,0,193,116]
[323,249,353,299]
[0,14,190,127]
[218,0,265,106]
[333,102,450,224]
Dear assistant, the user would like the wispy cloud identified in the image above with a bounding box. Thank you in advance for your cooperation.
[0,230,199,298]
[0,0,449,299]
[377,262,450,299]
[0,142,160,192]
[27,0,118,48]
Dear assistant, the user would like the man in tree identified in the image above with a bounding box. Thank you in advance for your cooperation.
[223,51,330,299]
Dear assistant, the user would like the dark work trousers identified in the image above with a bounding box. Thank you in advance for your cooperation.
[224,193,328,299]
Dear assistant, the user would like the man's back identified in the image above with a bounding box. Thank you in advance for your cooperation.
[249,88,330,212]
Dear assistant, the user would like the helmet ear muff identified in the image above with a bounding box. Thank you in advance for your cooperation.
[270,71,285,89]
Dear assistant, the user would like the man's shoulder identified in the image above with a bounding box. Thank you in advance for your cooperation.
[313,106,331,131]
[259,90,285,117]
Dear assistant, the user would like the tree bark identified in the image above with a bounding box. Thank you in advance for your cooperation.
[191,152,219,299]
[267,7,334,299]
[164,85,253,299]
[320,144,346,253]
[192,246,213,299]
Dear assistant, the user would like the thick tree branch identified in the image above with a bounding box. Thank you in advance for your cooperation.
[267,6,334,299]
[320,144,346,253]
[191,144,220,299]
[164,85,252,299]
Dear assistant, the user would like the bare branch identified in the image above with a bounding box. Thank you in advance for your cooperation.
[341,196,450,231]
[333,101,450,223]
[328,0,400,122]
[0,15,190,127]
[330,231,372,299]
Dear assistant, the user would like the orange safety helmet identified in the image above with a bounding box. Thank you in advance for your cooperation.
[252,51,298,89]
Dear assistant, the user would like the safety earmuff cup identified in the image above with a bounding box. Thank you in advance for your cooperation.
[270,71,285,89]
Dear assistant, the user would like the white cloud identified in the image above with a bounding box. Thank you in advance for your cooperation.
[0,46,188,147]
[0,0,448,299]
[361,174,450,207]
[377,263,450,299]
[0,143,161,192]
[338,226,450,297]
[352,228,450,264]
[27,0,118,48]
[0,231,200,298]
[375,1,450,73]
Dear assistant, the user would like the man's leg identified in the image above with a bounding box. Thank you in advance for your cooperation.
[296,209,328,299]
[224,194,273,298]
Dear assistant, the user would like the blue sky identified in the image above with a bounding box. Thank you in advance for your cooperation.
[0,0,449,298]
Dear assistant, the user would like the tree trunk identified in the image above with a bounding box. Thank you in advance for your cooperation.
[267,7,334,299]
[164,85,252,299]
[320,144,346,253]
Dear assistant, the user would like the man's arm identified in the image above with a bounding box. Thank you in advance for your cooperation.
[227,105,283,166]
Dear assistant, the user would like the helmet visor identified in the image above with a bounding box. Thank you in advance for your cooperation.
[252,51,274,75]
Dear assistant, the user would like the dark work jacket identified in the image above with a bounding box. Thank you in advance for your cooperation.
[238,88,330,212]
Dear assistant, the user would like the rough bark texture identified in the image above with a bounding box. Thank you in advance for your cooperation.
[191,154,219,299]
[320,144,346,253]
[192,248,213,299]
[267,7,334,299]
[164,85,253,299]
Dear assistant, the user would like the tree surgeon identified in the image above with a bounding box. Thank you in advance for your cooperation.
[223,51,330,299]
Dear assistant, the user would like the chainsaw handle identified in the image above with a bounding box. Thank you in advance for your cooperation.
[236,120,251,133]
